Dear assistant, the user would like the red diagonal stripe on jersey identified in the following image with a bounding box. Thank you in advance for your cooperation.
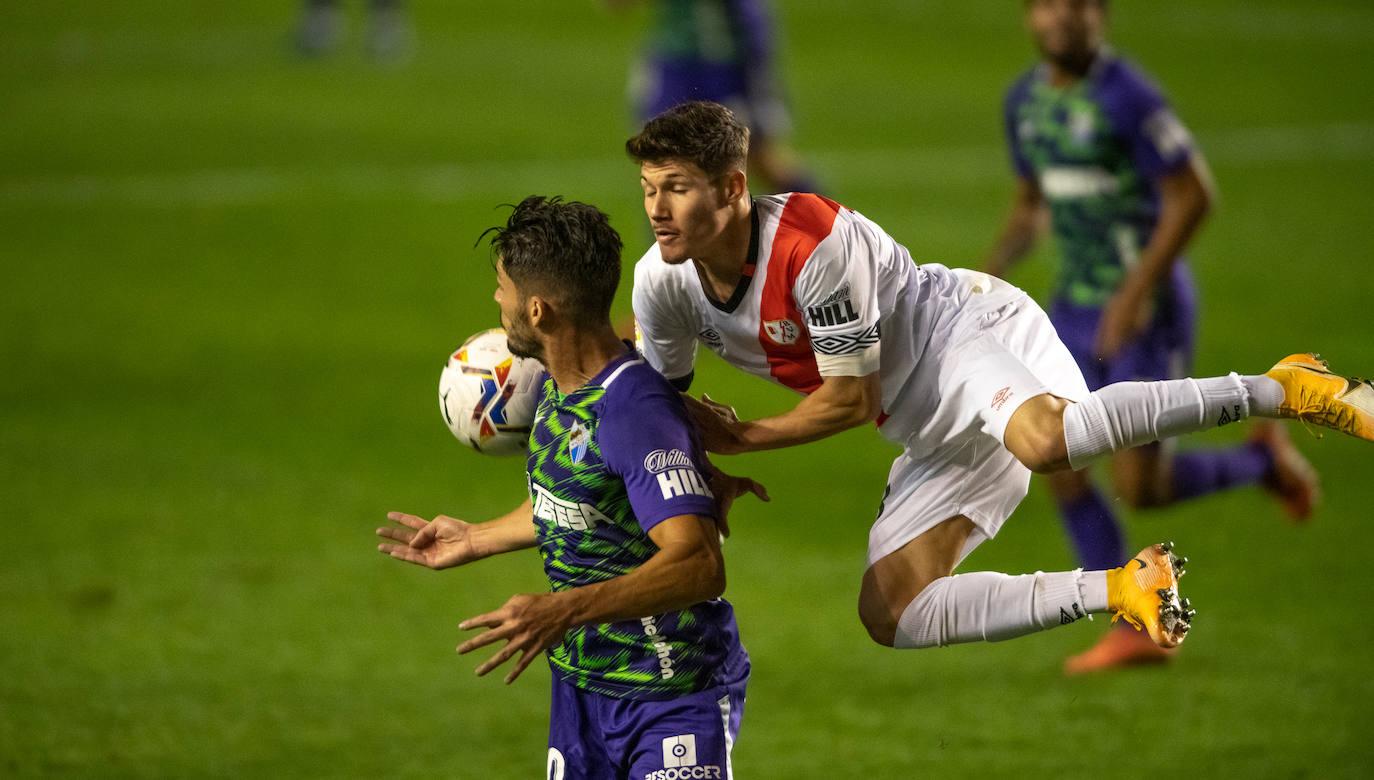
[758,193,843,395]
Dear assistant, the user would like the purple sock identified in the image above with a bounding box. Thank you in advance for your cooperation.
[1056,484,1126,571]
[1169,444,1273,502]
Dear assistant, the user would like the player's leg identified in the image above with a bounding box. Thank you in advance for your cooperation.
[293,0,342,56]
[1040,298,1130,571]
[547,679,614,780]
[1047,468,1125,573]
[617,681,745,780]
[857,445,1190,650]
[366,0,410,61]
[860,512,1191,650]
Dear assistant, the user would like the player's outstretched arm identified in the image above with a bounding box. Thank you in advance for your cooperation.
[689,373,883,455]
[983,175,1045,279]
[376,500,537,569]
[455,513,724,684]
[1094,156,1214,359]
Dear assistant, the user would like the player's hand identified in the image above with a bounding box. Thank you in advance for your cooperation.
[707,467,769,538]
[1093,284,1153,361]
[376,512,480,569]
[457,593,570,684]
[686,393,749,454]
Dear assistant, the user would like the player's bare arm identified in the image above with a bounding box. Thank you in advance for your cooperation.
[376,500,537,569]
[983,175,1046,279]
[455,512,725,683]
[1094,156,1215,359]
[690,372,883,455]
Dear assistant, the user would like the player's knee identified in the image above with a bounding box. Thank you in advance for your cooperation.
[1008,421,1070,474]
[857,591,900,647]
[1005,396,1072,474]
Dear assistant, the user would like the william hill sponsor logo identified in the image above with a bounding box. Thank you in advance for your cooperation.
[643,449,712,501]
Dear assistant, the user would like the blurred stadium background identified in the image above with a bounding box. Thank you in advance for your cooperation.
[3,1,1372,776]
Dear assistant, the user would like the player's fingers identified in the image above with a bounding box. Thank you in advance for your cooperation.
[382,545,432,567]
[376,526,416,544]
[386,511,428,530]
[409,523,437,549]
[749,479,770,502]
[472,641,520,676]
[458,610,504,632]
[504,646,541,685]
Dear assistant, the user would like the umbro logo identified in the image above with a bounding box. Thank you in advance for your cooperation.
[1216,404,1242,426]
[990,386,1014,411]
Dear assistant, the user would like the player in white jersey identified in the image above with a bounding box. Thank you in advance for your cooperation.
[627,100,1374,653]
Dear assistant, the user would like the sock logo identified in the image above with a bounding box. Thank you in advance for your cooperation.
[1059,602,1085,625]
[1216,404,1242,426]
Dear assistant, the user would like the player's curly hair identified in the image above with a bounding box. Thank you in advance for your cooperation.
[625,100,750,179]
[484,195,622,327]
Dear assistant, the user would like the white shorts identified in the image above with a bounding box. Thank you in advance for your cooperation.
[866,276,1089,567]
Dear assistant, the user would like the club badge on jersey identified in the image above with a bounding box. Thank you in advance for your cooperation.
[568,421,590,465]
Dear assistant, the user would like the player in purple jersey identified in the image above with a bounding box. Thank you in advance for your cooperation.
[982,0,1320,673]
[609,0,817,193]
[377,196,763,778]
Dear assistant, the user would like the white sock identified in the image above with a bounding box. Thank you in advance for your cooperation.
[1242,374,1284,417]
[892,570,1101,649]
[1062,373,1262,470]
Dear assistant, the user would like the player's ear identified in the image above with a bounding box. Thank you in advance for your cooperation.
[720,169,748,206]
[527,295,546,328]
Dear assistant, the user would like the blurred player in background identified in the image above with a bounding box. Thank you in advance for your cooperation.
[626,100,1374,665]
[982,0,1319,673]
[611,0,817,193]
[378,196,758,779]
[293,0,411,61]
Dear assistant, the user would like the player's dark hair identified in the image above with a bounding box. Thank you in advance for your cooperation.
[485,195,622,327]
[625,100,750,179]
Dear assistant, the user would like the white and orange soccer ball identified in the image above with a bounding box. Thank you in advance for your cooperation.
[438,328,543,456]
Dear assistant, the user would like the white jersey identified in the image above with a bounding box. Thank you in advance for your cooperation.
[633,193,991,447]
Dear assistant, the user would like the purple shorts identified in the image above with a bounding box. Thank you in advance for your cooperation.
[546,675,747,780]
[1049,263,1198,390]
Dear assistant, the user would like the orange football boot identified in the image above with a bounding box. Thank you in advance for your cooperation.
[1106,542,1193,649]
[1265,353,1374,442]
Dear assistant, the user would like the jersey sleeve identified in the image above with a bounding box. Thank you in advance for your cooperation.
[791,211,882,377]
[632,252,699,385]
[1105,63,1195,179]
[598,373,716,534]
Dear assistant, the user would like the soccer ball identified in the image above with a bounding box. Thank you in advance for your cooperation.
[438,328,544,456]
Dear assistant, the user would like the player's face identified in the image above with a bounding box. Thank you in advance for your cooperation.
[494,260,543,361]
[640,160,733,264]
[1026,0,1105,73]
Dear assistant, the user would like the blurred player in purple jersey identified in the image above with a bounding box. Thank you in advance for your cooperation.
[982,0,1320,673]
[293,0,411,60]
[377,196,764,778]
[610,0,817,194]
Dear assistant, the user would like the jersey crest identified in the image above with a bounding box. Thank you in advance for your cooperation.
[762,318,800,345]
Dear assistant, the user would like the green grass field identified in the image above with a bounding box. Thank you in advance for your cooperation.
[3,1,1372,776]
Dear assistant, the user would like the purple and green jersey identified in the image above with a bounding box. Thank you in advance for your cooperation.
[526,347,747,701]
[636,0,789,139]
[1004,52,1197,309]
